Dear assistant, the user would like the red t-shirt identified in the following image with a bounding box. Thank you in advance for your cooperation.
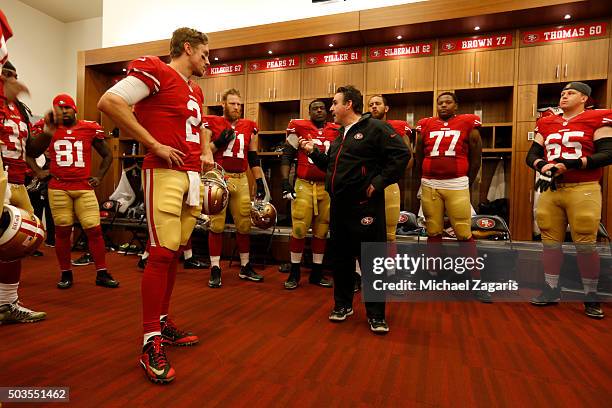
[204,116,258,173]
[128,56,205,172]
[287,119,339,182]
[535,109,612,183]
[416,114,481,179]
[1,102,29,184]
[48,120,105,190]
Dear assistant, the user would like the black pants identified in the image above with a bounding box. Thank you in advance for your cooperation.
[328,195,386,319]
[29,190,55,245]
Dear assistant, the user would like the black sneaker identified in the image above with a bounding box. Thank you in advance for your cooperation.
[31,250,43,257]
[96,270,120,288]
[284,263,300,290]
[584,293,604,319]
[278,263,291,273]
[138,257,148,270]
[353,272,361,293]
[531,284,561,306]
[45,242,55,248]
[368,317,390,334]
[209,266,222,288]
[328,306,354,322]
[475,290,493,303]
[57,270,73,289]
[140,335,175,384]
[72,253,93,266]
[184,257,210,269]
[239,263,263,282]
[309,264,332,288]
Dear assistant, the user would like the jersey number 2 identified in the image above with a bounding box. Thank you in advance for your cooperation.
[185,99,201,143]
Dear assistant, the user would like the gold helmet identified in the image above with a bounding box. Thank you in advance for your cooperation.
[0,205,46,263]
[201,163,229,215]
[250,201,277,230]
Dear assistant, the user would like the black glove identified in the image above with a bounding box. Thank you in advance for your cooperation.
[555,158,583,170]
[281,178,296,200]
[213,128,235,149]
[535,167,558,193]
[255,178,266,200]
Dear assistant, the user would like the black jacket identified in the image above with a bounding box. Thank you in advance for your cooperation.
[309,113,410,202]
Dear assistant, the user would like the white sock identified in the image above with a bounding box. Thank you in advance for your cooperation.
[143,331,162,346]
[545,274,559,288]
[582,278,598,294]
[141,251,149,260]
[183,249,193,260]
[290,252,303,264]
[0,283,19,305]
[355,260,362,276]
[211,256,221,268]
[240,253,249,266]
[312,253,324,264]
[159,314,168,322]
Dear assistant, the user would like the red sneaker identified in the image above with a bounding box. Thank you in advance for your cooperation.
[140,336,175,384]
[161,318,199,346]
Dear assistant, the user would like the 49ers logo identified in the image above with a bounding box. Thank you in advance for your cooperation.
[398,213,409,224]
[361,216,374,226]
[477,218,495,229]
[442,42,456,51]
[524,33,539,43]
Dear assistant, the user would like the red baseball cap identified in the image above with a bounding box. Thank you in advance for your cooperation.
[53,93,77,112]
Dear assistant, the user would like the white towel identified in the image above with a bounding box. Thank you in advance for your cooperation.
[186,171,201,206]
[109,170,136,213]
[486,160,506,202]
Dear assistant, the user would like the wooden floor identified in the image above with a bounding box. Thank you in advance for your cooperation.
[1,247,611,407]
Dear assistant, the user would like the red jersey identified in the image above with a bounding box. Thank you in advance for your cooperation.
[535,109,612,183]
[287,119,339,182]
[0,10,13,120]
[387,120,411,138]
[204,116,257,173]
[128,56,205,172]
[1,102,29,184]
[416,114,481,179]
[48,120,104,190]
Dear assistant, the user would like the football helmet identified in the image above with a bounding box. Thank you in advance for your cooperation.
[201,163,229,215]
[0,204,46,262]
[250,201,277,230]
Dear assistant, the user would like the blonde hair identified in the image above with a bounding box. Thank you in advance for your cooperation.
[221,88,241,102]
[170,27,209,59]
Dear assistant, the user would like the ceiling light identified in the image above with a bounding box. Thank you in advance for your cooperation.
[328,43,334,47]
[268,50,273,54]
[564,14,571,20]
[396,35,402,40]
[122,68,127,72]
[474,26,480,31]
[214,57,219,61]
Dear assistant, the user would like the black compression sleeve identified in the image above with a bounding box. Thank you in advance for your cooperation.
[586,137,612,169]
[248,150,260,168]
[526,142,546,170]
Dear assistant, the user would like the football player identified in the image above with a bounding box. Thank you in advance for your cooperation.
[281,99,338,290]
[98,27,214,384]
[29,94,117,291]
[0,61,46,324]
[527,82,612,319]
[204,88,266,288]
[415,92,485,300]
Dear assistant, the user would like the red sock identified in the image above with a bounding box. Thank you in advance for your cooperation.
[459,237,479,279]
[0,260,21,284]
[290,237,305,254]
[577,251,600,280]
[236,233,250,254]
[311,237,326,255]
[161,251,180,316]
[208,232,223,257]
[426,235,443,274]
[542,246,563,278]
[142,246,175,334]
[84,225,107,270]
[55,226,73,271]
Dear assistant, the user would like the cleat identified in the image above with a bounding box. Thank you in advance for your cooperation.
[531,284,561,306]
[309,264,332,288]
[183,257,210,269]
[57,270,73,289]
[138,257,148,270]
[368,317,390,335]
[0,300,46,324]
[328,306,353,322]
[239,263,263,282]
[72,253,93,266]
[353,272,361,293]
[584,293,604,319]
[140,336,175,384]
[208,266,222,288]
[96,270,120,288]
[284,263,300,290]
[161,318,199,346]
[475,290,493,303]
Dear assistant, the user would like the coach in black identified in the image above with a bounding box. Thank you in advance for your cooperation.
[298,85,410,334]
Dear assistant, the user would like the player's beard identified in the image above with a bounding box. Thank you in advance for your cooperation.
[62,115,76,127]
[370,110,384,120]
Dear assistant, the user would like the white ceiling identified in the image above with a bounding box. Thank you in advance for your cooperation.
[19,0,102,23]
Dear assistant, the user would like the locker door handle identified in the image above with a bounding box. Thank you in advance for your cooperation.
[555,65,560,79]
[333,83,336,93]
[532,104,535,118]
[328,83,331,95]
[564,64,568,78]
[268,88,271,99]
[394,78,398,90]
[476,72,480,84]
[400,77,404,89]
[274,88,277,99]
[469,71,473,84]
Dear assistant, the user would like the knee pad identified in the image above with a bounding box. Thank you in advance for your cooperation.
[453,221,472,241]
[235,195,251,234]
[291,197,311,239]
[209,213,226,234]
[571,213,599,243]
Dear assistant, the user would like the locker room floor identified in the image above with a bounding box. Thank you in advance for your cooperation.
[2,247,611,407]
